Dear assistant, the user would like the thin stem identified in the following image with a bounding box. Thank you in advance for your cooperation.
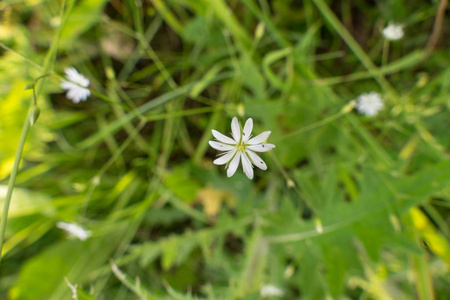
[270,152,318,216]
[0,106,32,267]
[274,101,355,142]
[406,210,435,300]
[264,201,390,244]
[32,88,37,106]
[382,39,390,67]
[425,0,448,53]
[81,120,147,215]
[0,42,43,70]
[312,0,397,97]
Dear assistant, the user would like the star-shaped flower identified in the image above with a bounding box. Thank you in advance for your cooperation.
[209,117,275,180]
[260,285,284,298]
[61,67,91,103]
[355,92,384,117]
[56,221,91,241]
[382,23,404,41]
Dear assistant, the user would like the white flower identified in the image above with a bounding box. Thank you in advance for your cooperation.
[209,117,275,180]
[61,67,91,103]
[355,92,384,117]
[260,285,284,298]
[382,23,404,41]
[56,221,91,241]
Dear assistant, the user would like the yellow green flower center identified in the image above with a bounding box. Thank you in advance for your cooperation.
[237,144,247,152]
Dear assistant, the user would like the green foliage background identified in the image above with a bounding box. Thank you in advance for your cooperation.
[0,0,450,299]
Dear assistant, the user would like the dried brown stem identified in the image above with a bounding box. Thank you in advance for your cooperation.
[425,0,448,53]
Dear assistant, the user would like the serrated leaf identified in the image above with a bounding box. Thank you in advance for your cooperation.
[161,237,181,271]
[138,243,162,267]
[161,234,199,270]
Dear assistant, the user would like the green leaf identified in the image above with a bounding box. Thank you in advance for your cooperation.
[161,237,180,271]
[297,243,326,300]
[23,82,35,91]
[234,229,268,298]
[76,288,96,300]
[60,0,109,48]
[47,111,87,129]
[181,16,208,43]
[29,106,40,126]
[319,229,358,297]
[397,160,450,208]
[237,52,266,99]
[9,240,84,300]
[164,166,202,203]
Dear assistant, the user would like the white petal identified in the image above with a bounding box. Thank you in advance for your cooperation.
[209,141,236,151]
[65,67,78,80]
[382,24,404,41]
[242,118,253,143]
[80,77,90,87]
[247,143,275,152]
[67,90,79,102]
[241,153,254,179]
[227,152,241,177]
[247,131,271,145]
[64,67,90,87]
[213,150,236,165]
[57,221,91,241]
[231,117,241,143]
[61,81,76,90]
[212,130,236,145]
[355,92,384,117]
[80,88,90,100]
[260,285,284,298]
[246,149,267,170]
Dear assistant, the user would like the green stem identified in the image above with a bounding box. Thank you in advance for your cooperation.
[381,39,390,67]
[274,101,355,142]
[0,107,32,267]
[312,0,397,97]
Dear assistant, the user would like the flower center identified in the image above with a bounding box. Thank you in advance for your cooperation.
[237,144,247,152]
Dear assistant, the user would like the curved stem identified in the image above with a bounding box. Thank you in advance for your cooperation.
[274,101,355,142]
[0,107,32,267]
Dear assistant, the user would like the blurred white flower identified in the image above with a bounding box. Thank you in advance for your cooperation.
[382,23,404,41]
[57,221,91,241]
[61,67,91,103]
[260,285,284,298]
[209,117,275,180]
[355,92,384,117]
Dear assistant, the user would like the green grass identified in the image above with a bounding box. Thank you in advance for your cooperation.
[0,0,450,299]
